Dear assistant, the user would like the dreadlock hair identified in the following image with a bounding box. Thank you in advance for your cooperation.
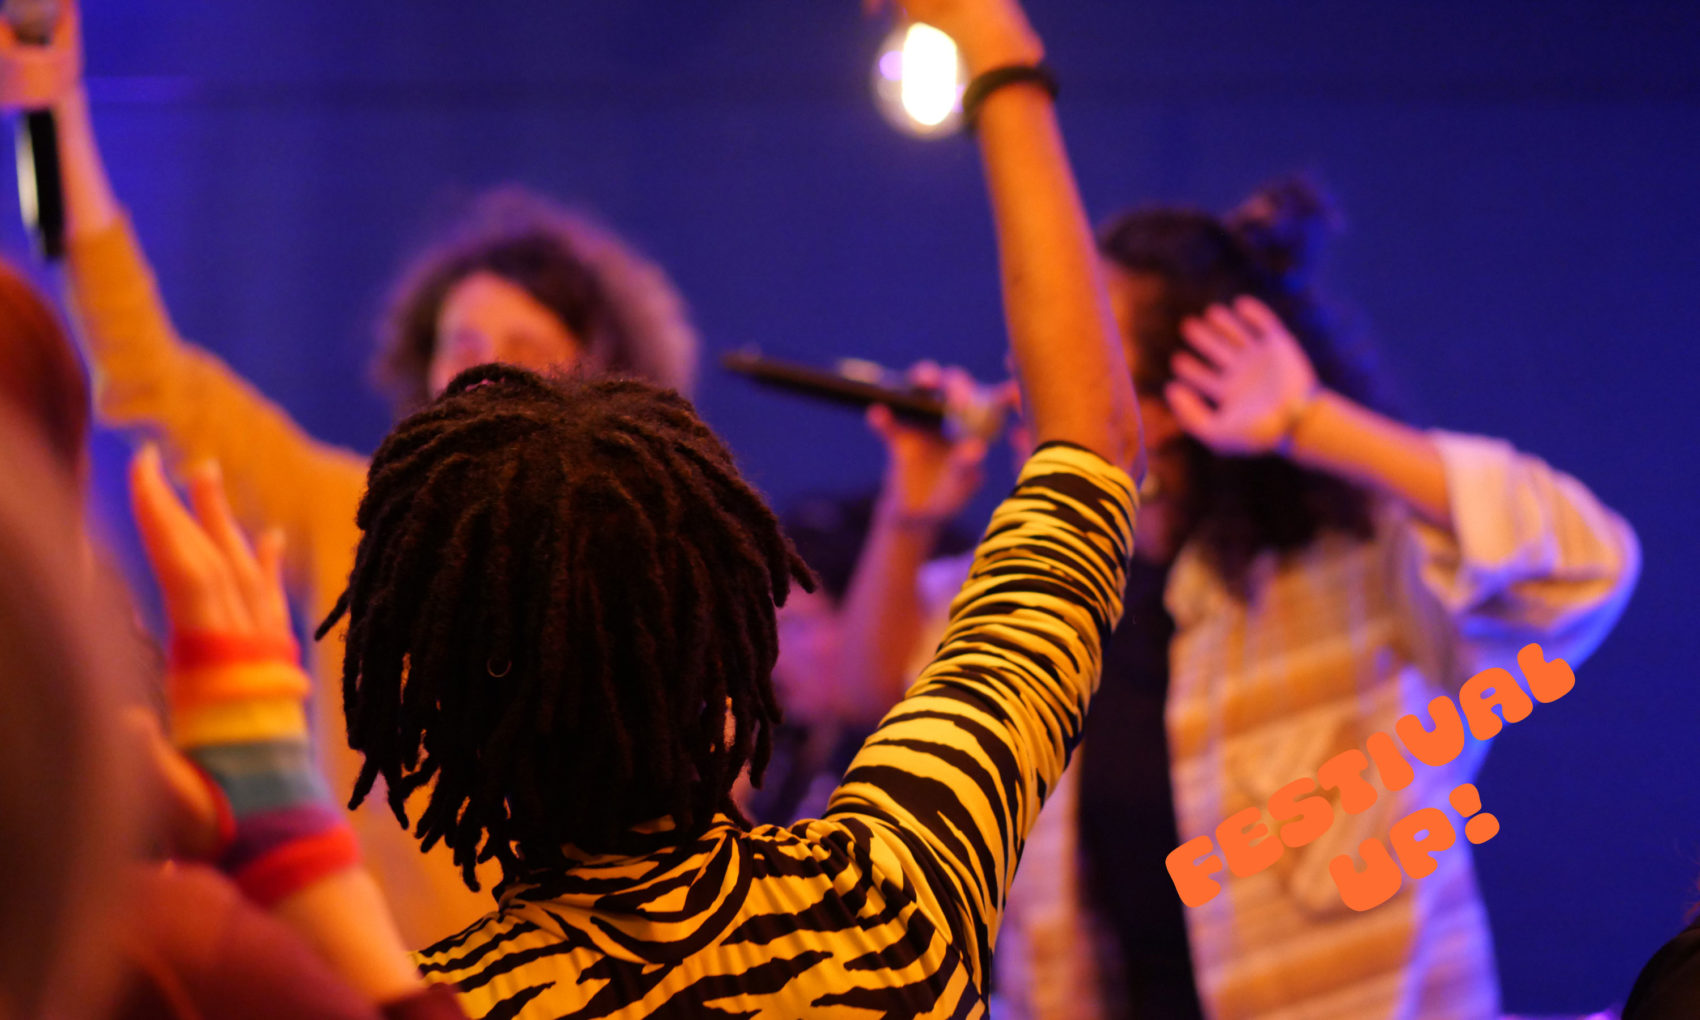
[1098,175,1399,594]
[319,363,813,889]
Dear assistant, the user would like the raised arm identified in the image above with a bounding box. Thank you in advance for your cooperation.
[129,446,465,1017]
[822,0,1143,988]
[1164,296,1640,676]
[834,366,991,725]
[920,1,1143,478]
[0,2,366,582]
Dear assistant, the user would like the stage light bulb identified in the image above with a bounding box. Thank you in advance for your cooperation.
[872,22,966,138]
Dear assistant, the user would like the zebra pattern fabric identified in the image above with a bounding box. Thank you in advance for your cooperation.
[413,443,1138,1019]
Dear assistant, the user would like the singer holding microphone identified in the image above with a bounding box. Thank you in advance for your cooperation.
[967,177,1643,1018]
[340,0,1145,1013]
[0,1,698,949]
[835,179,1646,1019]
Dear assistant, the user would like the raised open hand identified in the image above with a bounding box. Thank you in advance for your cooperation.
[129,444,291,646]
[1165,296,1321,457]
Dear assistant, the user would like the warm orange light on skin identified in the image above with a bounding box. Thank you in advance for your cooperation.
[428,271,584,397]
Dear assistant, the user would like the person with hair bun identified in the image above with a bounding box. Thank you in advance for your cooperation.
[0,1,698,947]
[980,176,1642,1019]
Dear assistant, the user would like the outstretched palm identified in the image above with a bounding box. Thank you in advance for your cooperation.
[1164,296,1319,456]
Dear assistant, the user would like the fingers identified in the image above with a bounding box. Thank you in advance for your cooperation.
[130,445,212,583]
[1180,316,1241,368]
[254,528,292,640]
[257,529,287,594]
[1232,295,1290,342]
[1203,303,1258,348]
[903,359,944,392]
[0,0,80,68]
[866,402,899,443]
[185,465,295,641]
[1164,381,1222,443]
[951,442,988,495]
[936,365,982,427]
[186,461,264,584]
[1171,351,1226,402]
[129,446,248,634]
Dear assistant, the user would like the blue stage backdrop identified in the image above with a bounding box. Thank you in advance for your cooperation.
[9,2,1694,1012]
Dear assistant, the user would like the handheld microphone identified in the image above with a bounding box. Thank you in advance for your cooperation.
[6,0,65,260]
[725,349,1165,500]
[720,348,1008,441]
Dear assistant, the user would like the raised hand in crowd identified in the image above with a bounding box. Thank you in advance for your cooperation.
[128,446,456,1015]
[1166,296,1321,456]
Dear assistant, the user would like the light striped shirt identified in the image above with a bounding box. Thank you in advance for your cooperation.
[966,431,1640,1019]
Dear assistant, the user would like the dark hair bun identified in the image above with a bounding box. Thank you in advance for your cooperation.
[1225,176,1340,289]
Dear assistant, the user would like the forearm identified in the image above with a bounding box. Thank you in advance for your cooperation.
[1287,390,1452,529]
[170,651,427,1008]
[50,85,119,239]
[1392,430,1639,666]
[57,154,367,569]
[966,41,1140,476]
[835,507,940,724]
[829,446,1135,974]
[273,869,431,1007]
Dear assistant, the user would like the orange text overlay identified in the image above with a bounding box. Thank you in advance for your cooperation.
[1167,643,1574,912]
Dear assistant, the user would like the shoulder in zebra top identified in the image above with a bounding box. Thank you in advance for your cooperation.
[414,442,1137,1019]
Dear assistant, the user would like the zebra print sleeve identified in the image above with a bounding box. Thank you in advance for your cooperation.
[822,441,1136,987]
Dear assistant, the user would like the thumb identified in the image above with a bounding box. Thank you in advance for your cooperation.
[867,403,899,443]
[1164,382,1221,443]
[951,437,988,471]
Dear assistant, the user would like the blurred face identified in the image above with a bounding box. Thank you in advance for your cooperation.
[1002,265,1192,562]
[771,588,843,727]
[428,271,585,397]
[1105,264,1191,564]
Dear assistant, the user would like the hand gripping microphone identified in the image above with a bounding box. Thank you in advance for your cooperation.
[720,348,1009,442]
[6,0,65,259]
[724,348,1165,501]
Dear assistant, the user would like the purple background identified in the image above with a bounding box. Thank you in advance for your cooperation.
[11,2,1695,1011]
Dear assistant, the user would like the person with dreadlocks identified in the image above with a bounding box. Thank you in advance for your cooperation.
[321,0,1145,1012]
[0,0,698,945]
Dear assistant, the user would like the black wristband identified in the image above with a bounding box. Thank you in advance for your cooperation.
[961,64,1059,133]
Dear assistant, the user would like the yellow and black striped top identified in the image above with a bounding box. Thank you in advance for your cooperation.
[414,443,1137,1019]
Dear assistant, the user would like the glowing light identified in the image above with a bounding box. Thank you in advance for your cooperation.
[871,22,967,138]
[899,24,960,127]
